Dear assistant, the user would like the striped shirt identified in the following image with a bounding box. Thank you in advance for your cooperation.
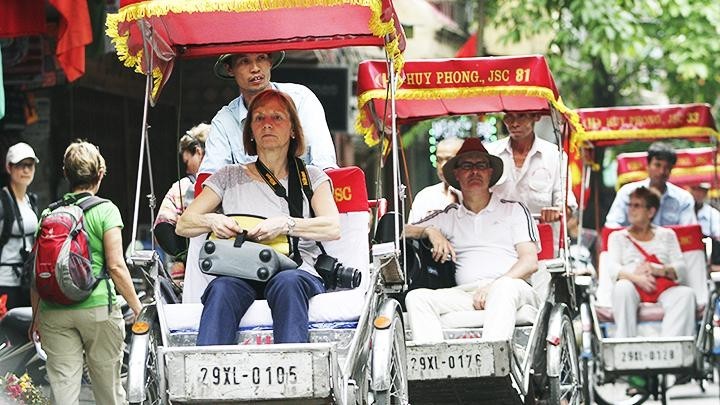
[415,193,539,285]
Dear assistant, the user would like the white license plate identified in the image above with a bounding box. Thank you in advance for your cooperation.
[612,342,684,369]
[184,351,314,399]
[407,343,496,380]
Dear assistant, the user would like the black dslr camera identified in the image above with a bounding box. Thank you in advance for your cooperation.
[315,254,361,291]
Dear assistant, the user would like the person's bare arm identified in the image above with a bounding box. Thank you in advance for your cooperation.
[176,187,241,238]
[104,227,142,317]
[404,224,456,263]
[247,181,340,241]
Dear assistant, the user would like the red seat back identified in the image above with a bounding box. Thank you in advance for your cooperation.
[537,223,554,260]
[600,224,703,253]
[324,167,369,213]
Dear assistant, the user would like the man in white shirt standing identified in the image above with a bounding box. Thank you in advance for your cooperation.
[199,52,337,176]
[487,112,577,223]
[404,138,540,342]
[407,137,463,223]
[605,142,696,227]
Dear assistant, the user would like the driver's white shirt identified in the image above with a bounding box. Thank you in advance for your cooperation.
[487,136,577,214]
[414,194,540,285]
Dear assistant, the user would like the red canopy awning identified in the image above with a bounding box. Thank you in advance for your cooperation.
[575,104,719,146]
[356,55,583,146]
[616,147,720,190]
[106,0,406,103]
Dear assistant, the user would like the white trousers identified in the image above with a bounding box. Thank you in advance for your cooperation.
[405,277,539,343]
[611,279,696,338]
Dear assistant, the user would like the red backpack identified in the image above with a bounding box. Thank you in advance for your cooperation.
[31,193,109,305]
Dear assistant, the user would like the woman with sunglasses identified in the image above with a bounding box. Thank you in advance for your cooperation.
[606,186,695,338]
[0,142,40,312]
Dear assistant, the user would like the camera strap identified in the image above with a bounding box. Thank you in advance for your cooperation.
[255,157,327,265]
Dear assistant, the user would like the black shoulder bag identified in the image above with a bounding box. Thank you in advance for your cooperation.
[255,158,361,290]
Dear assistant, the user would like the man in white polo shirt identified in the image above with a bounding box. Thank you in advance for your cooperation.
[404,138,540,342]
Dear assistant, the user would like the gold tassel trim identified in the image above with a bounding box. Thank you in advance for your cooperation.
[356,85,585,147]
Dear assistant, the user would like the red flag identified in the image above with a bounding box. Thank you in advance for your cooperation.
[0,0,46,38]
[455,32,478,58]
[49,0,93,82]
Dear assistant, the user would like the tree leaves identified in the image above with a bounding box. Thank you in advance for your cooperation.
[478,0,720,110]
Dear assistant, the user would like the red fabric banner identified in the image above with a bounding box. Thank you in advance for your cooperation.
[49,0,93,82]
[107,0,406,103]
[616,147,720,189]
[359,56,559,95]
[575,104,718,146]
[0,0,46,38]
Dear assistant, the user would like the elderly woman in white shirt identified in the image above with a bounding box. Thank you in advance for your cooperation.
[606,186,695,338]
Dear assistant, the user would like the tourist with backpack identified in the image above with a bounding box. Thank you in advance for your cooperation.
[29,140,141,405]
[0,142,39,313]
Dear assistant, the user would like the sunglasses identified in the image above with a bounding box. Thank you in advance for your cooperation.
[11,161,35,170]
[457,161,490,171]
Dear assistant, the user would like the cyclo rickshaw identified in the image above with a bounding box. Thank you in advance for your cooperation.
[356,55,584,404]
[573,103,720,404]
[106,0,411,403]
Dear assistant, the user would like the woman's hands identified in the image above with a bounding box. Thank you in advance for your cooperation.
[247,216,288,241]
[209,213,243,238]
[631,262,657,292]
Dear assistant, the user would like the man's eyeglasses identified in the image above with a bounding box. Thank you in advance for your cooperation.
[457,161,490,171]
[628,202,648,209]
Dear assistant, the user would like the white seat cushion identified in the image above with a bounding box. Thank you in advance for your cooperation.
[439,305,537,329]
[166,288,366,333]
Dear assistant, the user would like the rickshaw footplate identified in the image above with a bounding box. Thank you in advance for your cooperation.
[602,337,695,371]
[406,339,511,381]
[164,344,335,401]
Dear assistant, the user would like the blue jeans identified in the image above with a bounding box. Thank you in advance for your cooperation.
[197,270,326,345]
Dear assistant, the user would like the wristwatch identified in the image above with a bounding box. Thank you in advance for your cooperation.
[286,216,297,235]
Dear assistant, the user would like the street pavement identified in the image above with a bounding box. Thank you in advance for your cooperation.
[45,379,718,404]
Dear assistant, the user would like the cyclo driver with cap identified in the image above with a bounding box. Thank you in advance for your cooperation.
[177,89,340,345]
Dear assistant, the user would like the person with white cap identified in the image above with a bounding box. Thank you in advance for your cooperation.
[0,142,40,311]
[199,51,337,179]
[403,138,541,342]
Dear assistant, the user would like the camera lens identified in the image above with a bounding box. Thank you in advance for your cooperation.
[335,265,361,290]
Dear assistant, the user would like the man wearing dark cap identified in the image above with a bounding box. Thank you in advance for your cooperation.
[606,141,696,227]
[184,52,337,303]
[199,52,337,176]
[404,138,541,342]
